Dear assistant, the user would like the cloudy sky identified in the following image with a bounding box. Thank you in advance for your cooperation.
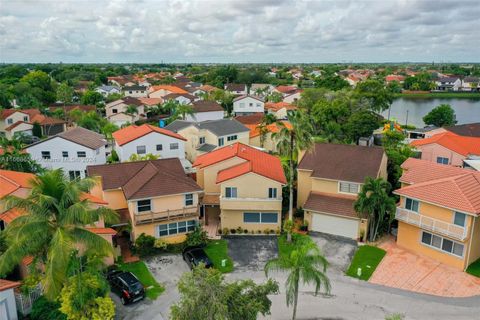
[1,0,479,63]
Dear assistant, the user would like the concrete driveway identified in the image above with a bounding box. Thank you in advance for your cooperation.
[309,232,357,272]
[225,235,278,271]
[370,240,480,297]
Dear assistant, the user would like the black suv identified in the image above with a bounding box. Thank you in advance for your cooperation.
[182,247,213,269]
[107,270,145,305]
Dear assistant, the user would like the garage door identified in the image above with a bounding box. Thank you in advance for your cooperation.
[311,213,359,239]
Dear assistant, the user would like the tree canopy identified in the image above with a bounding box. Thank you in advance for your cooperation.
[422,104,457,127]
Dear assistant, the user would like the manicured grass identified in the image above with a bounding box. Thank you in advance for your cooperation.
[278,233,315,258]
[118,261,165,299]
[346,245,386,281]
[394,92,480,99]
[466,258,480,277]
[204,240,234,273]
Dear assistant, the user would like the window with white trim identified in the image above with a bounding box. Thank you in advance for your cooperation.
[23,116,28,121]
[405,198,419,212]
[62,151,69,158]
[136,145,146,154]
[137,199,151,212]
[157,220,196,237]
[227,135,237,141]
[7,118,13,124]
[77,151,86,158]
[41,151,51,159]
[453,212,466,227]
[421,231,464,257]
[268,188,277,199]
[436,157,449,165]
[218,137,224,146]
[170,143,179,150]
[339,182,359,194]
[156,144,163,151]
[185,193,194,206]
[243,212,278,224]
[68,171,81,181]
[225,187,237,198]
[199,137,205,144]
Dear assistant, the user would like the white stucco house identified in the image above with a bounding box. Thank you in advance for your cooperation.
[185,101,224,122]
[283,90,303,104]
[122,85,148,98]
[25,127,107,180]
[112,124,189,166]
[0,280,20,320]
[105,97,146,127]
[163,93,196,105]
[95,85,121,97]
[232,95,265,116]
[224,83,248,95]
[435,77,462,91]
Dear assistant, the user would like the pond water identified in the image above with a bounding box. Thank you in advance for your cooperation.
[382,98,480,128]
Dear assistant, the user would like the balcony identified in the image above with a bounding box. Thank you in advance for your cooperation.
[220,197,282,211]
[134,206,199,225]
[395,207,467,241]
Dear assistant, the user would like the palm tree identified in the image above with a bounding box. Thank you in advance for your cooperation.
[0,169,118,299]
[175,103,195,121]
[354,177,396,242]
[273,110,314,222]
[265,241,331,320]
[125,105,139,123]
[0,136,42,173]
[258,113,278,148]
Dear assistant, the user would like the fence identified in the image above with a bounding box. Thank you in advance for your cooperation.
[14,283,43,316]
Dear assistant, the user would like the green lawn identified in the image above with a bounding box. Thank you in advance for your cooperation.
[118,261,165,299]
[204,240,234,273]
[346,245,386,281]
[466,258,480,277]
[278,233,313,258]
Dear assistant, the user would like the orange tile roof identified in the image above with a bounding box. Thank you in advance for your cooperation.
[0,208,25,224]
[22,256,34,266]
[395,159,480,214]
[4,121,32,131]
[194,142,286,184]
[385,75,406,82]
[113,124,186,146]
[247,121,292,138]
[265,102,296,112]
[148,85,188,95]
[411,132,480,156]
[0,170,35,198]
[80,193,108,205]
[275,85,297,94]
[138,97,163,106]
[86,227,117,235]
[198,84,218,92]
[0,279,21,291]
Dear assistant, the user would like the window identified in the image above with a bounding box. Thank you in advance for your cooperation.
[157,220,197,237]
[243,212,278,224]
[199,137,205,144]
[41,151,51,159]
[454,212,466,227]
[156,144,163,151]
[249,102,253,106]
[112,108,118,114]
[268,188,277,199]
[339,182,359,194]
[137,199,151,212]
[62,151,69,158]
[77,151,86,158]
[170,143,179,150]
[136,145,146,154]
[185,193,194,206]
[421,231,464,257]
[23,116,28,121]
[227,135,237,141]
[225,187,237,198]
[405,198,419,212]
[436,157,449,165]
[7,118,13,124]
[239,103,245,108]
[68,171,81,180]
[218,137,224,146]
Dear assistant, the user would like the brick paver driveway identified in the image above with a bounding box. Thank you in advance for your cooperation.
[369,240,480,297]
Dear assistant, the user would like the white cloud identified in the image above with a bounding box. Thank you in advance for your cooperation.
[0,0,478,62]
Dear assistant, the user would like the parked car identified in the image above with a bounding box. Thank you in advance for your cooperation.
[182,247,213,269]
[107,270,145,305]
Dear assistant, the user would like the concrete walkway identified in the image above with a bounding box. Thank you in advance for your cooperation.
[370,240,480,297]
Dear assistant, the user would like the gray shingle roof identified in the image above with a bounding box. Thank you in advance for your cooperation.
[165,119,249,137]
[196,143,217,152]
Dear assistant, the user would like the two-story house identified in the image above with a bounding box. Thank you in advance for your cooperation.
[233,95,265,116]
[264,102,297,119]
[0,109,65,139]
[411,132,480,167]
[148,85,189,98]
[165,119,250,162]
[193,143,286,234]
[185,101,224,122]
[112,123,188,163]
[122,85,148,98]
[87,159,203,243]
[105,97,146,126]
[297,143,388,240]
[462,77,480,92]
[394,158,480,270]
[435,77,462,91]
[25,127,107,180]
[224,83,247,96]
[95,85,122,97]
[162,93,197,105]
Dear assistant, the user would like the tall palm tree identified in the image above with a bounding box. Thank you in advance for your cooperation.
[175,103,195,121]
[265,241,331,320]
[0,136,42,173]
[0,169,118,299]
[354,177,396,242]
[273,110,314,221]
[125,105,139,123]
[258,113,278,148]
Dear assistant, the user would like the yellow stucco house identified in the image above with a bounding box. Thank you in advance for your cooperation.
[394,158,480,270]
[297,143,388,240]
[193,143,286,233]
[87,158,203,243]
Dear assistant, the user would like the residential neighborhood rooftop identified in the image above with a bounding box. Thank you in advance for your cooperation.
[112,124,186,146]
[28,126,106,150]
[165,119,249,137]
[411,132,480,156]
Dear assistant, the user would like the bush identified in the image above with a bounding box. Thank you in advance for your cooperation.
[134,233,156,257]
[222,228,230,235]
[257,230,262,234]
[218,229,222,235]
[185,227,208,247]
[154,239,168,250]
[31,296,66,320]
[230,228,236,234]
[264,228,271,234]
[243,229,248,234]
[275,227,281,235]
[294,207,304,219]
[236,226,243,234]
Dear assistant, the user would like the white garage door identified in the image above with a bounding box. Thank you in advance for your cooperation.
[311,213,359,239]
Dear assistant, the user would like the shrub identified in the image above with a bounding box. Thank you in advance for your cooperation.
[251,230,256,234]
[264,228,271,234]
[236,226,243,234]
[257,230,262,234]
[243,229,248,234]
[134,233,156,257]
[222,228,230,235]
[275,227,281,235]
[166,242,185,253]
[154,239,168,250]
[218,229,222,235]
[31,296,66,320]
[230,229,236,234]
[294,207,304,219]
[185,227,208,247]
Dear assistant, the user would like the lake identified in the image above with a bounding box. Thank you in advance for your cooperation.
[382,98,480,128]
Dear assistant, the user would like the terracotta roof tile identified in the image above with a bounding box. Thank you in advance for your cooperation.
[149,85,188,95]
[0,208,25,224]
[304,192,358,218]
[113,124,186,146]
[202,194,220,205]
[0,279,21,291]
[275,85,298,94]
[265,102,297,112]
[86,227,117,235]
[411,132,480,156]
[400,158,467,184]
[0,170,35,198]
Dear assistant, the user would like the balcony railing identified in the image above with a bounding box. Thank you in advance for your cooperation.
[395,207,467,240]
[220,197,282,211]
[134,206,199,225]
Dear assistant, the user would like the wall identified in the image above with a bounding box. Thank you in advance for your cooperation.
[4,122,33,139]
[200,157,246,193]
[467,216,480,267]
[220,209,281,232]
[378,152,388,179]
[233,96,264,114]
[1,111,30,131]
[103,189,128,210]
[177,125,202,162]
[105,101,145,120]
[0,288,18,320]
[26,137,106,179]
[131,216,198,243]
[283,92,301,103]
[416,143,465,167]
[296,169,313,208]
[116,132,185,161]
[185,111,224,122]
